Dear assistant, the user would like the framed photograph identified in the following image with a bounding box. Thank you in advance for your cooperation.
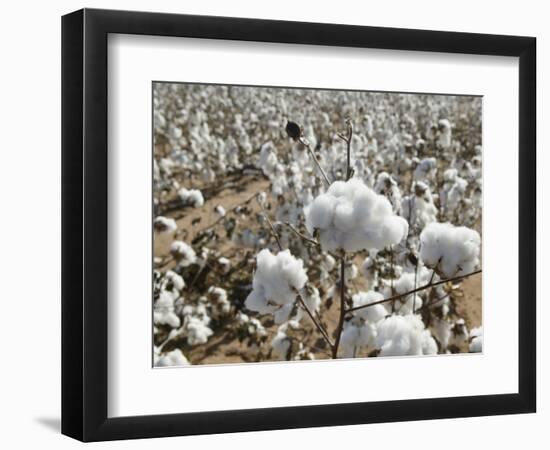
[61,8,536,442]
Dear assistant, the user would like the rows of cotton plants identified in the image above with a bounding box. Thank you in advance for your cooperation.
[152,83,482,367]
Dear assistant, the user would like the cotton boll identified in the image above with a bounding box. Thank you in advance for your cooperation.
[271,325,291,360]
[432,317,452,350]
[302,285,321,314]
[178,188,205,208]
[155,348,189,367]
[259,141,279,176]
[419,222,481,277]
[185,316,213,345]
[376,314,435,357]
[414,157,437,181]
[344,261,358,282]
[374,172,402,213]
[351,291,388,323]
[214,205,226,218]
[438,119,452,149]
[207,286,231,318]
[421,330,438,355]
[401,182,438,229]
[320,253,336,274]
[305,179,408,252]
[217,256,231,274]
[245,249,308,320]
[339,321,376,358]
[293,343,315,361]
[164,270,185,291]
[469,326,483,353]
[449,318,469,348]
[154,216,177,234]
[244,286,272,315]
[154,290,181,328]
[304,194,336,232]
[170,240,197,266]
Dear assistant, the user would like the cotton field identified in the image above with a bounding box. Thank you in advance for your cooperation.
[153,83,482,367]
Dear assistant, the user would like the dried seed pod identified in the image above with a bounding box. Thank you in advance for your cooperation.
[285,120,302,141]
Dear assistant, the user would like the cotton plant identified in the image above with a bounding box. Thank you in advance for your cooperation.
[207,286,232,319]
[152,84,483,364]
[469,326,483,353]
[177,187,205,208]
[170,240,197,267]
[244,249,308,324]
[419,222,481,278]
[154,348,190,367]
[304,178,409,253]
[401,181,438,231]
[153,216,177,234]
[375,314,438,357]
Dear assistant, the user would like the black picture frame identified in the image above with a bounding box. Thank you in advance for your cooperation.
[61,8,536,442]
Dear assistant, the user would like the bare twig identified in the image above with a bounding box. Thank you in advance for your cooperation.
[417,292,451,312]
[282,222,320,247]
[346,269,482,314]
[299,137,331,186]
[296,291,334,349]
[336,119,353,180]
[258,201,283,251]
[332,256,347,358]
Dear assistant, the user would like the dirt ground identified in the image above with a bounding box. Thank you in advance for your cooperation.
[154,174,482,365]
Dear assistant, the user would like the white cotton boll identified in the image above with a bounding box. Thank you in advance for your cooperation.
[202,167,216,183]
[303,286,321,313]
[245,250,308,321]
[214,205,226,218]
[155,349,189,367]
[432,317,452,350]
[170,240,197,266]
[414,157,437,180]
[259,142,278,176]
[185,316,213,345]
[217,257,231,274]
[449,318,469,348]
[257,192,267,207]
[344,262,358,282]
[469,326,483,353]
[351,291,387,323]
[446,177,468,213]
[304,179,408,252]
[421,330,438,355]
[361,256,378,288]
[271,326,291,360]
[236,311,249,325]
[154,290,180,328]
[207,286,231,318]
[443,168,458,182]
[438,119,452,149]
[248,318,267,338]
[420,222,481,277]
[178,188,204,208]
[273,303,295,324]
[374,172,402,213]
[154,216,177,234]
[321,253,336,272]
[244,287,271,315]
[165,270,185,291]
[304,194,336,232]
[376,314,434,357]
[401,182,438,229]
[339,321,376,358]
[397,294,423,315]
